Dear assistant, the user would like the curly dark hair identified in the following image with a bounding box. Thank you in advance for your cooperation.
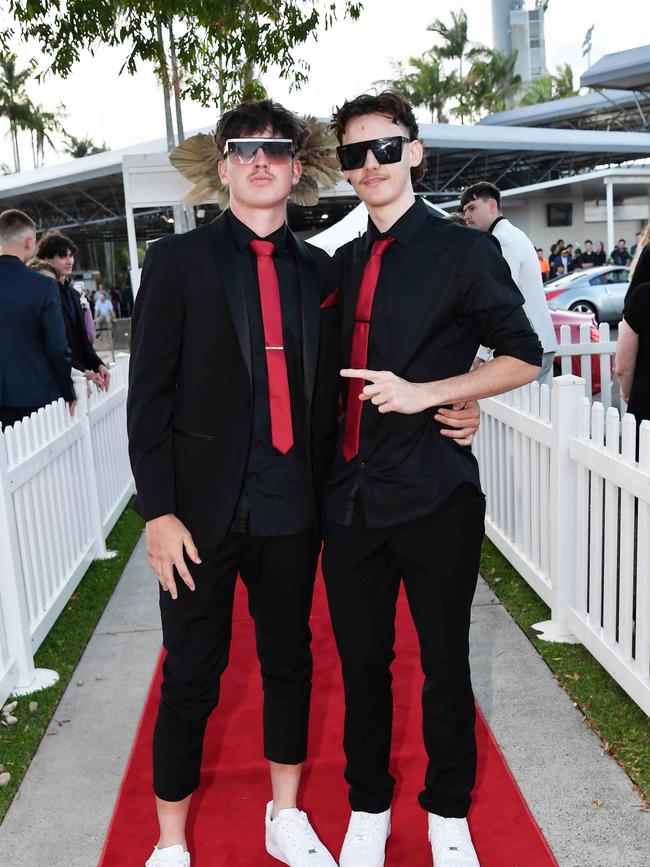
[35,230,78,259]
[330,90,424,183]
[214,99,308,158]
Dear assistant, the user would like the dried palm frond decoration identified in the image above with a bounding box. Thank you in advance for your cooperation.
[169,116,342,209]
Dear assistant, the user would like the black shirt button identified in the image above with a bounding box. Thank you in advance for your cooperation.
[360,461,367,469]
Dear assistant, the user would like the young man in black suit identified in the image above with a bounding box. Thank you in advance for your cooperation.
[36,231,111,393]
[128,99,344,867]
[322,92,543,867]
[0,209,76,429]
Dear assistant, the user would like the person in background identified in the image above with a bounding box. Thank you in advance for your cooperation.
[593,240,606,266]
[553,246,574,277]
[0,210,76,429]
[462,181,556,384]
[576,240,598,269]
[615,279,650,427]
[537,247,550,282]
[110,285,123,318]
[94,288,116,335]
[624,224,650,306]
[630,231,642,258]
[610,238,631,266]
[36,231,110,392]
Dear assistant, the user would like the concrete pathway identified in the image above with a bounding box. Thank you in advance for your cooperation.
[0,536,648,866]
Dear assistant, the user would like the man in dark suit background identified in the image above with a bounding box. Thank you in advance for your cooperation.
[0,209,76,430]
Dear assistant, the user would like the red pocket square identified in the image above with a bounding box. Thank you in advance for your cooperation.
[320,288,340,309]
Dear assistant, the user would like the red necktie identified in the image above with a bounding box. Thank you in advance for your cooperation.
[342,237,395,462]
[250,240,294,454]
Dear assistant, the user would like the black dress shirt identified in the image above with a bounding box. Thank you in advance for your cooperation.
[323,197,543,528]
[226,210,315,536]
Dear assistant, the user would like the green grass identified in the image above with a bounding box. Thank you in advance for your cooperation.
[481,538,650,808]
[0,503,144,822]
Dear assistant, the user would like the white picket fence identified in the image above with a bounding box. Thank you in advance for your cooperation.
[0,355,134,708]
[474,375,650,716]
[555,322,623,411]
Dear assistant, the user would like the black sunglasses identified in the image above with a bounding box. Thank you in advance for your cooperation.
[224,138,296,164]
[336,136,410,171]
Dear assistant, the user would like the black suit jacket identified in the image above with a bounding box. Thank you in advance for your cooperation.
[127,214,339,550]
[0,255,75,408]
[59,279,103,373]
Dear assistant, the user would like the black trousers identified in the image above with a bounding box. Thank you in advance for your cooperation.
[0,406,39,429]
[153,526,320,802]
[321,484,486,818]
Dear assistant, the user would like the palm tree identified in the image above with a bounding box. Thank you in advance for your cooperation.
[62,134,107,158]
[519,63,578,107]
[377,52,455,123]
[29,103,66,168]
[554,63,578,99]
[0,53,35,172]
[465,48,522,117]
[428,10,469,81]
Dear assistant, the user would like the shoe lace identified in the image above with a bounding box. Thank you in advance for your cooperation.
[274,812,323,865]
[349,811,382,842]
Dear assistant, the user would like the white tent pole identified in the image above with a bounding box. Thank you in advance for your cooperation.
[125,203,141,298]
[605,178,615,256]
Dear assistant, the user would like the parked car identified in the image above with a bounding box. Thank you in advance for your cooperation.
[545,265,630,323]
[550,308,604,395]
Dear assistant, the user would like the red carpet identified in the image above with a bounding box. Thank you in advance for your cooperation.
[100,571,557,866]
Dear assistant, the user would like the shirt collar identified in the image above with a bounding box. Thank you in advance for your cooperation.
[226,207,288,252]
[488,215,507,233]
[365,197,431,250]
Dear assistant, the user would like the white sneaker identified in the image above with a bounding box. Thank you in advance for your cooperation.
[265,802,338,867]
[145,844,190,866]
[428,813,480,866]
[339,808,391,867]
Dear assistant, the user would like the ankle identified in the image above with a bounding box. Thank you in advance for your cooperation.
[271,800,297,819]
[157,839,187,851]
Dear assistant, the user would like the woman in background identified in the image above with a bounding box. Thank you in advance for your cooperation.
[593,241,606,266]
[626,224,650,303]
[615,278,650,428]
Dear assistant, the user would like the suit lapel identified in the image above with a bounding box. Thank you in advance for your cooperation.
[208,214,252,385]
[291,235,321,413]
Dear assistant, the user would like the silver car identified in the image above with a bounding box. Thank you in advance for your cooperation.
[544,265,630,323]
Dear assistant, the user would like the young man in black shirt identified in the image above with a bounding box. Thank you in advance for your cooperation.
[322,92,542,867]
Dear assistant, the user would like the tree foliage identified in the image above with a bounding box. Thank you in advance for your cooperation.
[520,63,579,106]
[62,134,108,158]
[3,1,363,108]
[381,11,520,126]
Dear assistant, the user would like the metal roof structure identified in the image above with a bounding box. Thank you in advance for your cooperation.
[580,44,650,92]
[2,122,650,248]
[417,122,650,198]
[478,88,650,132]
